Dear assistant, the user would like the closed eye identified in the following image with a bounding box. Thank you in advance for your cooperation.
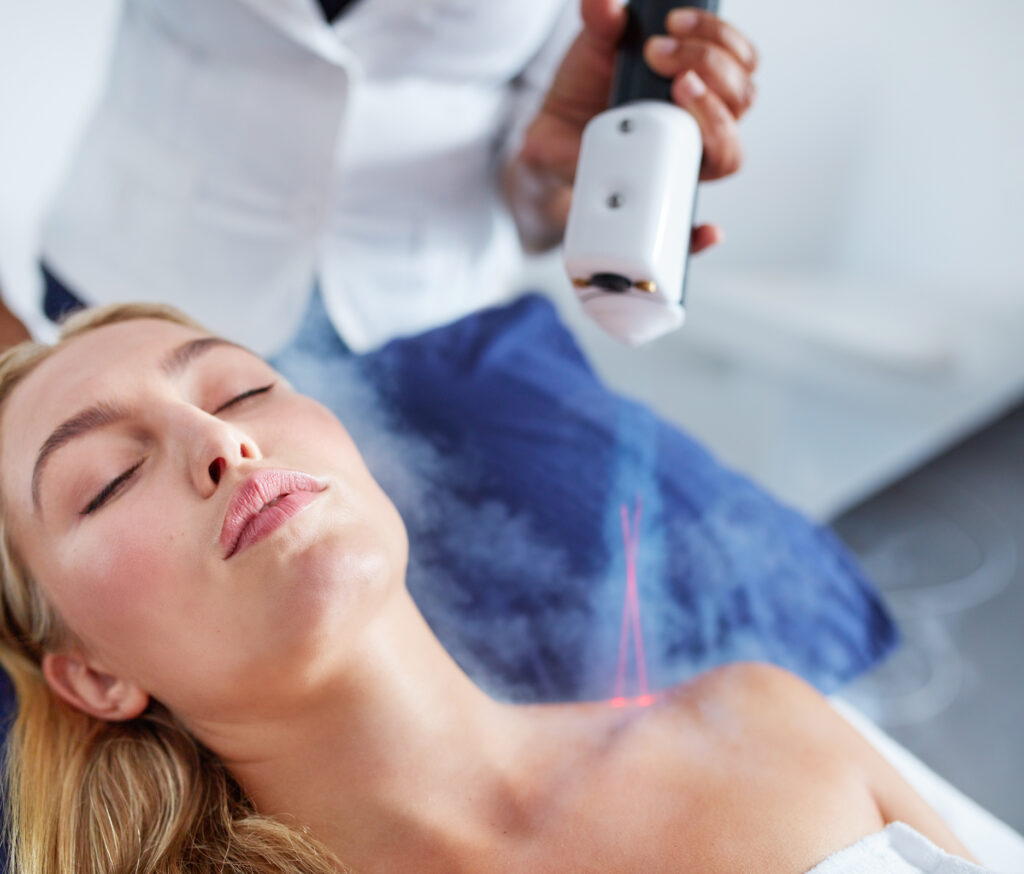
[80,383,276,515]
[213,382,275,415]
[81,460,144,515]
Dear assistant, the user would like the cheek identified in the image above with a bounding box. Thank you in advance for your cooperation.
[282,396,360,455]
[51,510,199,652]
[59,544,168,639]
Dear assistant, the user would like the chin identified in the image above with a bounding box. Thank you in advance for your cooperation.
[273,521,404,630]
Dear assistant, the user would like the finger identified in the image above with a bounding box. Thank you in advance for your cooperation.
[672,71,743,180]
[690,223,723,255]
[644,37,756,119]
[520,114,583,184]
[665,8,758,72]
[579,0,629,50]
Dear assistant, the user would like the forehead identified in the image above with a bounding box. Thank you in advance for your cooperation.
[0,319,213,508]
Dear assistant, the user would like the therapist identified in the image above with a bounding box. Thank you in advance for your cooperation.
[34,0,758,356]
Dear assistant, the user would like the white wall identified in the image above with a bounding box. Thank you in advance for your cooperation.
[0,0,121,337]
[701,0,1024,293]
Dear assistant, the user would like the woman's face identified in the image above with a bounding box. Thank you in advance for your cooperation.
[0,318,408,724]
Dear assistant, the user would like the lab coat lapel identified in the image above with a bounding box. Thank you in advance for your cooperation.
[232,0,351,63]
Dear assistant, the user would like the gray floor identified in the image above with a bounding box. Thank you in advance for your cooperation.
[833,403,1024,833]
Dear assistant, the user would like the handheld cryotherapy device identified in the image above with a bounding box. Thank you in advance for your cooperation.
[563,0,719,346]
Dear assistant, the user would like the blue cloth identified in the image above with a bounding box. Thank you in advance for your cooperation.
[270,291,898,703]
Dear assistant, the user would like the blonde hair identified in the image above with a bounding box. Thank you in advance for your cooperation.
[0,303,346,873]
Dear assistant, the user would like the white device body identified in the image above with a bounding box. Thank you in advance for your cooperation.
[563,100,702,345]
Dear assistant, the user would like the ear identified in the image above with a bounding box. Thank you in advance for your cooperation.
[41,650,149,721]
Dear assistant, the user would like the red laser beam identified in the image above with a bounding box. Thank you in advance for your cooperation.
[612,495,651,706]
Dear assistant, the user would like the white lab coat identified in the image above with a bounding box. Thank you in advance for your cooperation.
[40,0,579,354]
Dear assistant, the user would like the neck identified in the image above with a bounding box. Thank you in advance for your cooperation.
[191,589,574,872]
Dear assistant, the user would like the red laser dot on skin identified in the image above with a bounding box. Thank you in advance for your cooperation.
[610,494,651,708]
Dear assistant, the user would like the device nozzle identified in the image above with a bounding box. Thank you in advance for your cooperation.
[571,274,658,294]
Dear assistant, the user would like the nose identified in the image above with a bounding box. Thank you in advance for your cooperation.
[168,404,263,498]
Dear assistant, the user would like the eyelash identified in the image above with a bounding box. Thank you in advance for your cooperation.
[82,460,143,515]
[212,383,275,415]
[80,383,276,515]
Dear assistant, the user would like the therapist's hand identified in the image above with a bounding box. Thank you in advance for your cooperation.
[509,0,758,254]
[0,291,31,351]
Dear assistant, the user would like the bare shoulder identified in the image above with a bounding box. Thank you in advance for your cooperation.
[666,661,832,724]
[692,660,814,695]
[657,661,865,774]
[641,663,893,871]
[666,663,976,862]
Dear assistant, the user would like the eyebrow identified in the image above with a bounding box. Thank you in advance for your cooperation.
[31,336,243,513]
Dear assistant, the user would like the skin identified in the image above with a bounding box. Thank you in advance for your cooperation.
[1,320,979,873]
[0,287,30,351]
[508,2,758,253]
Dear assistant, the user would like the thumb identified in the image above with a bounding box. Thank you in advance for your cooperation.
[580,0,628,49]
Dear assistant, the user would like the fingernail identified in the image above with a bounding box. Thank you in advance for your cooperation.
[649,35,678,57]
[668,9,699,32]
[677,70,707,102]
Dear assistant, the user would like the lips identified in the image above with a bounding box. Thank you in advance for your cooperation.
[220,469,327,559]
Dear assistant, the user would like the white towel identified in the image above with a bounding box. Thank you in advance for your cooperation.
[807,822,994,873]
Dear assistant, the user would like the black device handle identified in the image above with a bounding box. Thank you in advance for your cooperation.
[610,0,720,107]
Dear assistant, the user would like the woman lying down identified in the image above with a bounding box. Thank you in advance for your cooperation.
[0,304,993,873]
